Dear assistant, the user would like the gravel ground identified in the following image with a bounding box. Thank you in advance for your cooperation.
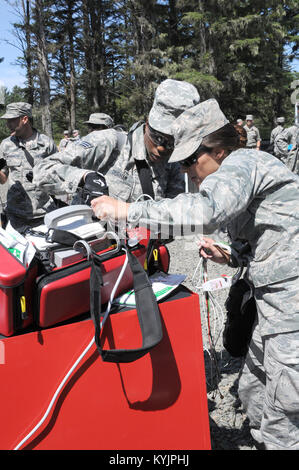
[167,236,257,451]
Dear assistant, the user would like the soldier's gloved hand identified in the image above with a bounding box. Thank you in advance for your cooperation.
[26,171,33,182]
[82,172,109,206]
[0,158,6,170]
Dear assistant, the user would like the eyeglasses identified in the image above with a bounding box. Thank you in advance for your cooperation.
[179,146,210,168]
[179,155,199,168]
[147,124,174,151]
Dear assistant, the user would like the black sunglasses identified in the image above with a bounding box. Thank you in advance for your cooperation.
[147,124,174,150]
[179,155,199,168]
[179,145,210,168]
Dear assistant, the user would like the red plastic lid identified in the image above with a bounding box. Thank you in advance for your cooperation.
[0,244,26,287]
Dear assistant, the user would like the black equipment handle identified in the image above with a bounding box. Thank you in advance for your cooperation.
[90,244,163,363]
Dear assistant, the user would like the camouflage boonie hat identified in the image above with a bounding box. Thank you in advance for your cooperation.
[84,113,114,128]
[277,117,285,123]
[148,79,200,135]
[0,102,32,119]
[169,99,229,163]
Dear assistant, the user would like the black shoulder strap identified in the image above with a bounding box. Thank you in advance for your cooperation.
[23,147,35,168]
[90,244,163,363]
[15,135,35,168]
[134,159,155,199]
[127,121,155,199]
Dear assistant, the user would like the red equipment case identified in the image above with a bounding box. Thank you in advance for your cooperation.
[0,287,211,450]
[0,243,38,336]
[0,233,169,335]
[36,243,147,329]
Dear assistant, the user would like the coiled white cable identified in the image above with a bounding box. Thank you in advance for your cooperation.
[13,247,129,450]
[134,194,154,202]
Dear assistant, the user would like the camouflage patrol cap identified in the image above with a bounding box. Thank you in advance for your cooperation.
[169,99,229,163]
[84,113,114,128]
[0,102,32,119]
[277,117,285,123]
[148,79,200,135]
[246,114,253,121]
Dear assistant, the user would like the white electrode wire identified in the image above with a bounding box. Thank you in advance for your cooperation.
[100,247,128,328]
[134,194,154,202]
[191,257,204,290]
[13,248,129,451]
[13,335,95,451]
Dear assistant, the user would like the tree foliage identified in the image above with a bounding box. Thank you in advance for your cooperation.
[2,0,299,141]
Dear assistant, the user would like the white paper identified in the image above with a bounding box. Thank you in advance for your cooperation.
[1,224,36,267]
[201,275,232,292]
[114,272,186,306]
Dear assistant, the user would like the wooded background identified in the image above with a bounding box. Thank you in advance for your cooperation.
[1,0,298,143]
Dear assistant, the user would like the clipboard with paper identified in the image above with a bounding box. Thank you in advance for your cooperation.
[114,272,186,307]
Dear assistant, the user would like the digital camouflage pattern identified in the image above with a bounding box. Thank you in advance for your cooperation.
[127,146,299,449]
[105,122,185,201]
[0,102,32,119]
[243,124,261,148]
[289,126,299,174]
[273,125,299,173]
[34,79,199,202]
[128,148,299,337]
[270,123,285,152]
[58,137,69,152]
[84,113,114,128]
[0,130,57,225]
[33,128,124,197]
[273,126,292,163]
[148,79,200,135]
[270,124,285,142]
[169,99,229,162]
[239,325,299,449]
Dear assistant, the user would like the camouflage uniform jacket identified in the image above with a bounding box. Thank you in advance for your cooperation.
[273,127,293,165]
[270,125,284,144]
[58,137,69,152]
[244,125,261,148]
[288,126,299,174]
[0,130,57,220]
[128,149,299,336]
[33,128,125,196]
[105,122,185,202]
[270,124,285,157]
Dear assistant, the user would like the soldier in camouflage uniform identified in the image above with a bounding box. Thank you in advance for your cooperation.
[0,102,58,232]
[270,116,285,156]
[274,124,298,172]
[288,125,299,174]
[33,120,126,202]
[104,79,200,202]
[58,130,70,151]
[91,99,299,450]
[244,114,261,150]
[33,79,200,204]
[84,112,114,132]
[270,116,285,142]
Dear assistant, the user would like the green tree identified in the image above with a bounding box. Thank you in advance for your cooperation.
[114,0,165,125]
[3,0,298,140]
